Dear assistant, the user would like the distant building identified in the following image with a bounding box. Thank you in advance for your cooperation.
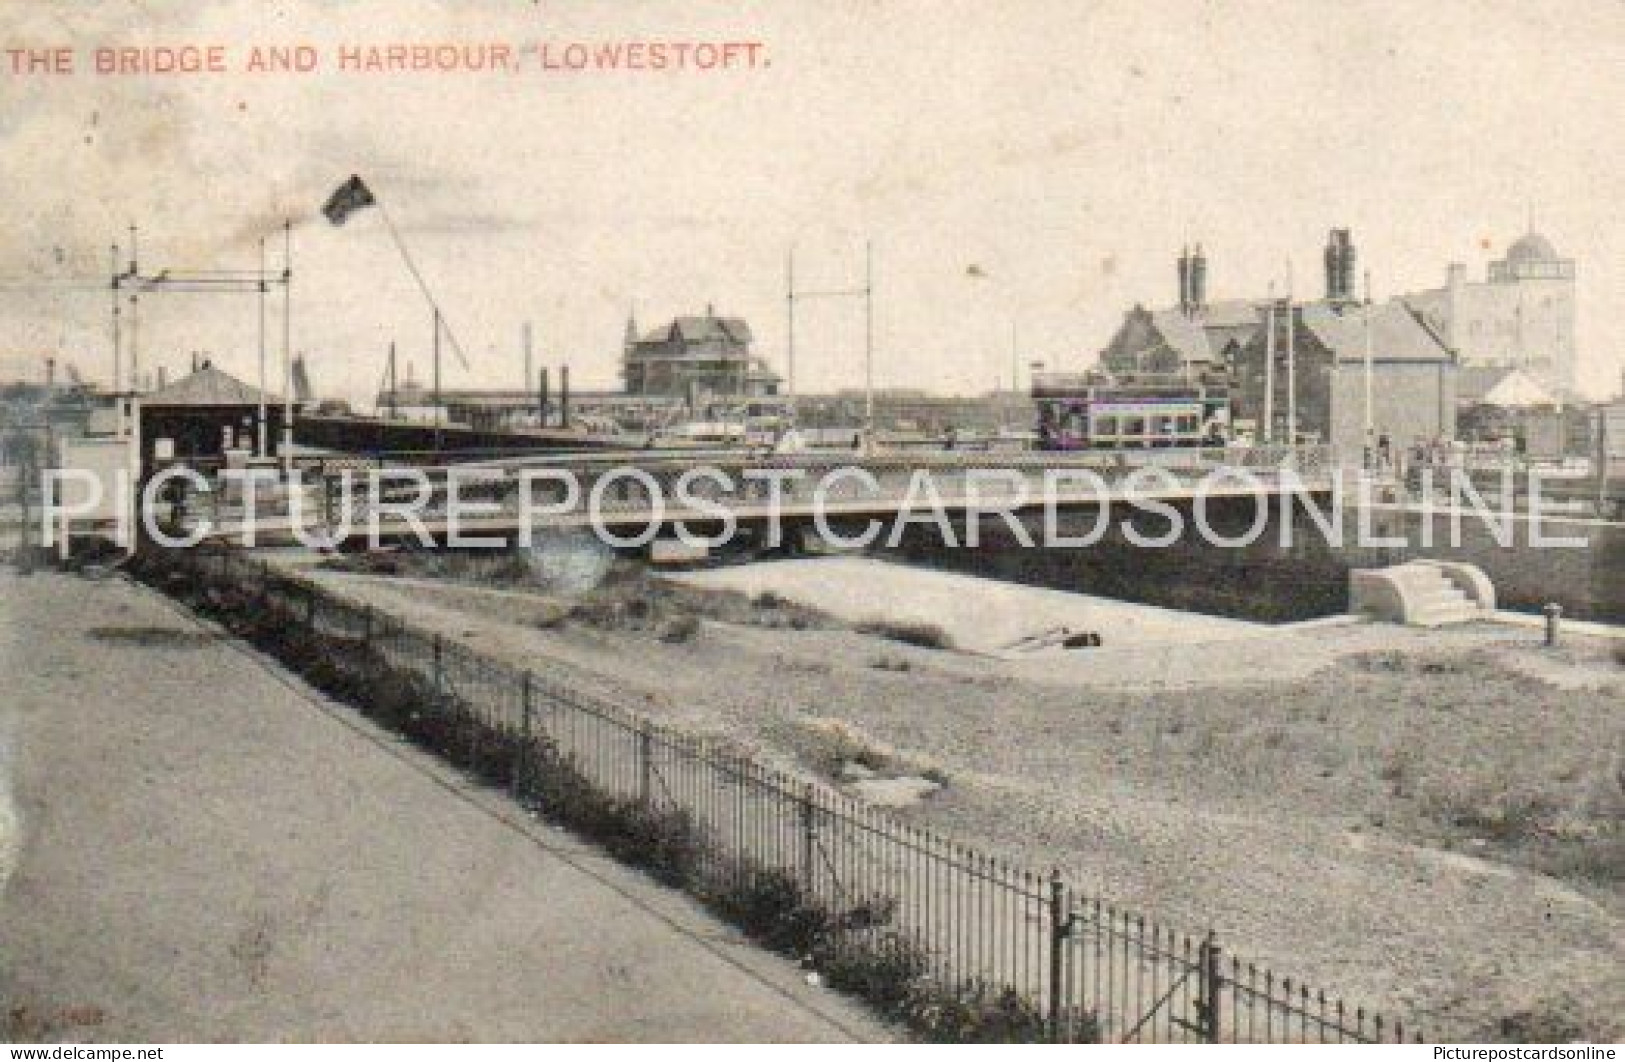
[138,361,283,468]
[1097,245,1264,375]
[1230,299,1456,449]
[1403,227,1577,397]
[1094,232,1462,450]
[622,306,781,401]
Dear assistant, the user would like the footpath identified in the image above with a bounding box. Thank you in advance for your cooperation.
[0,569,887,1042]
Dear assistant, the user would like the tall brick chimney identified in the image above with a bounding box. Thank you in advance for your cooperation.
[1190,243,1208,311]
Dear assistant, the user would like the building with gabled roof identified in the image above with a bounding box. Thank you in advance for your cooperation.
[1230,298,1456,449]
[1097,300,1262,376]
[622,305,781,401]
[138,361,284,468]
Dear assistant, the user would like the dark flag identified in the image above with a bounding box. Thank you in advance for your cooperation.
[322,174,376,226]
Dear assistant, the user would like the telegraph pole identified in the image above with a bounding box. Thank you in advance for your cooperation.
[1263,282,1276,444]
[786,248,796,411]
[257,236,269,458]
[1285,260,1297,444]
[127,224,140,393]
[281,219,294,466]
[109,242,121,397]
[864,240,874,452]
[522,320,533,397]
[1363,269,1374,449]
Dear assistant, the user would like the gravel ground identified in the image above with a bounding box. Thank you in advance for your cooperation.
[294,557,1624,1041]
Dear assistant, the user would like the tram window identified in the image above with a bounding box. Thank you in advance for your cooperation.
[1152,415,1174,435]
[1123,416,1146,437]
[1177,414,1200,434]
[1094,415,1119,437]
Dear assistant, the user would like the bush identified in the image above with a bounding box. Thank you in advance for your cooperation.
[856,619,954,650]
[522,747,706,888]
[708,867,893,957]
[658,614,701,643]
[904,979,1054,1043]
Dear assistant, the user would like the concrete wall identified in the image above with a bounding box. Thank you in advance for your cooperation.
[885,498,1623,624]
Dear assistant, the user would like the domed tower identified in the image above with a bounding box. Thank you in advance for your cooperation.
[1490,227,1572,282]
[1485,224,1577,392]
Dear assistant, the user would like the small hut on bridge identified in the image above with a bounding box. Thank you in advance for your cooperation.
[137,362,282,470]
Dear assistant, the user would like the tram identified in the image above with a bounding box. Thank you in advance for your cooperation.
[1032,373,1230,450]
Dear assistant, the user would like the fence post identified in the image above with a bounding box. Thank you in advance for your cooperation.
[1198,931,1222,1044]
[637,721,654,805]
[799,782,817,892]
[432,633,444,694]
[1048,869,1067,1042]
[515,671,533,799]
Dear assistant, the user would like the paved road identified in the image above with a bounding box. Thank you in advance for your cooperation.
[0,569,890,1042]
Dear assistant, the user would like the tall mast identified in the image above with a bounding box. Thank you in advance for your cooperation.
[786,248,796,411]
[281,219,294,464]
[1363,269,1374,446]
[1263,282,1276,444]
[432,306,442,425]
[1285,260,1297,443]
[1010,319,1019,395]
[257,236,268,458]
[127,223,140,392]
[864,240,874,451]
[109,242,121,396]
[522,320,533,397]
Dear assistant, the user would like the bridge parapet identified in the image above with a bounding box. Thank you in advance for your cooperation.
[157,444,1338,544]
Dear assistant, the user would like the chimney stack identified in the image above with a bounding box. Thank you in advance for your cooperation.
[1177,247,1191,314]
[559,364,571,429]
[537,367,550,426]
[1324,229,1357,301]
[1191,243,1208,312]
[1340,232,1357,303]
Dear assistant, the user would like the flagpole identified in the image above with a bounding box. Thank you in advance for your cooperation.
[376,200,471,371]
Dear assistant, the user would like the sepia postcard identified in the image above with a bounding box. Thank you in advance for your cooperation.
[1,0,1621,1051]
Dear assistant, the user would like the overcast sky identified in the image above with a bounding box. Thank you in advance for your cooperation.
[2,0,1620,403]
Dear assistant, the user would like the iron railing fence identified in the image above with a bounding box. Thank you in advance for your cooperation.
[156,546,1420,1044]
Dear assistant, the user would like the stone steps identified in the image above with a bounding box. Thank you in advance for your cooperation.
[1349,560,1494,627]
